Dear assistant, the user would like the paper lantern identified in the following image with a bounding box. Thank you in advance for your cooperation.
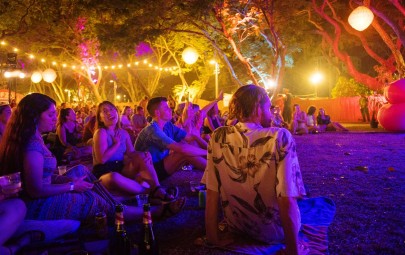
[182,47,199,65]
[42,68,57,83]
[348,6,374,31]
[31,71,42,83]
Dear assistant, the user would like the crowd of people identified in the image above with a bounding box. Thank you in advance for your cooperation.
[0,86,340,254]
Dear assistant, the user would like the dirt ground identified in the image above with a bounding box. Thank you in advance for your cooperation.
[153,123,405,255]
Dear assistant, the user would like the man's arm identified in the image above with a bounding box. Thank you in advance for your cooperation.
[200,91,224,117]
[183,133,208,149]
[205,189,234,246]
[205,189,220,244]
[277,196,300,255]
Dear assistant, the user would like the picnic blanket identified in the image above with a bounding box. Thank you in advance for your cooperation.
[205,197,336,255]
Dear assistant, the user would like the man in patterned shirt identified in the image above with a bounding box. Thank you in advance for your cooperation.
[202,85,307,254]
[135,97,207,181]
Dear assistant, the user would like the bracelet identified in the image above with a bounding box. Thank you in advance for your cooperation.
[69,182,74,191]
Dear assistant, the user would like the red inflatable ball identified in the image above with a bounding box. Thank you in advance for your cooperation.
[377,103,405,131]
[384,79,405,104]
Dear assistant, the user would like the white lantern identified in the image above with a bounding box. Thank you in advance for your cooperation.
[348,6,374,31]
[31,71,42,83]
[42,68,57,83]
[182,47,199,65]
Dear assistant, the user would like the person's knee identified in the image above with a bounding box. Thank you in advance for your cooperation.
[1,199,26,222]
[100,172,121,187]
[109,172,123,182]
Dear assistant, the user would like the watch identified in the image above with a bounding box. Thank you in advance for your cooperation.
[69,182,74,191]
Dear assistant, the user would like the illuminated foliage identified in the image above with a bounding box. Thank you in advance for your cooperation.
[331,76,371,98]
[309,0,404,90]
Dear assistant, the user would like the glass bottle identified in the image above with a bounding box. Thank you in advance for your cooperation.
[139,203,159,255]
[110,204,131,255]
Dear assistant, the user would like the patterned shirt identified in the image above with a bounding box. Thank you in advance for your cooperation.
[201,122,306,244]
[134,121,187,163]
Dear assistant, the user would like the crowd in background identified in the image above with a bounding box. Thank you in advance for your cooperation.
[0,87,349,254]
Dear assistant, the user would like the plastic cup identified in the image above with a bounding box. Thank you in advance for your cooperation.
[0,172,22,196]
[189,181,199,193]
[58,165,67,175]
[135,194,149,207]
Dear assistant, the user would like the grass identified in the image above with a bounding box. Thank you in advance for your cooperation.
[154,126,405,254]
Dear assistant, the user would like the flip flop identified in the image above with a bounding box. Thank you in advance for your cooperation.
[150,186,179,205]
[160,196,187,219]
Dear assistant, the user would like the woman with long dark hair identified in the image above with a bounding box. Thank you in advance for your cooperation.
[54,107,92,161]
[306,105,319,134]
[0,93,183,223]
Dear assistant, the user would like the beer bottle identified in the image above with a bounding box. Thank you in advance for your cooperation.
[110,204,131,255]
[139,203,159,255]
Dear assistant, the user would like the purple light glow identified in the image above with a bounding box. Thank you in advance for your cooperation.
[76,17,87,32]
[135,42,153,57]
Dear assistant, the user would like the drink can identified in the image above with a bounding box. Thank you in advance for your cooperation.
[95,211,108,239]
[198,190,206,208]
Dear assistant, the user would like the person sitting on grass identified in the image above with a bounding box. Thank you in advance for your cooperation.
[93,101,180,204]
[317,108,349,132]
[0,93,185,226]
[135,97,207,181]
[290,104,308,135]
[306,105,320,134]
[131,106,148,138]
[202,101,223,139]
[54,108,92,162]
[271,106,288,128]
[202,84,308,254]
[176,92,224,148]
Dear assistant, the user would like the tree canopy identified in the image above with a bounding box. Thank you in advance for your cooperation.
[0,0,403,103]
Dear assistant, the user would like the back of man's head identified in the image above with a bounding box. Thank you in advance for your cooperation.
[147,97,167,117]
[229,84,268,122]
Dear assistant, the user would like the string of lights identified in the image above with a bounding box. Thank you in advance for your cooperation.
[0,40,178,73]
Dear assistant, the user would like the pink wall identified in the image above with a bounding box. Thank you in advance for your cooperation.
[292,97,362,122]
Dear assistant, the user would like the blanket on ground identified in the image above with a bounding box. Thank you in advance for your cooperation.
[205,197,336,255]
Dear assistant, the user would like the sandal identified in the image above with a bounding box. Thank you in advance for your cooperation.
[160,196,187,219]
[166,186,179,199]
[149,186,179,205]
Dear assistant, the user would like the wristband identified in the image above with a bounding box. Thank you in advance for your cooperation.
[69,182,74,191]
